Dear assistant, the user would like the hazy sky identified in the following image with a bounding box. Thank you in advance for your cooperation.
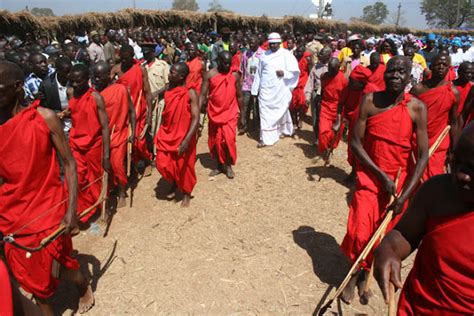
[0,0,429,28]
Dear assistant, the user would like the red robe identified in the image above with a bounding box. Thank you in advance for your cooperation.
[0,260,12,316]
[318,71,348,153]
[0,102,79,299]
[414,84,455,181]
[207,72,239,165]
[398,211,474,315]
[230,50,242,74]
[186,57,204,95]
[116,61,152,162]
[455,82,472,115]
[101,83,130,186]
[340,95,413,269]
[290,52,311,112]
[69,88,103,223]
[155,86,197,194]
[368,64,386,91]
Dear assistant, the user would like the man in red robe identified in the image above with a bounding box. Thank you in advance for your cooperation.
[375,123,474,315]
[111,44,153,176]
[200,51,244,179]
[461,87,474,127]
[290,47,312,130]
[318,58,348,158]
[367,52,386,92]
[334,64,372,180]
[410,54,460,182]
[68,64,111,223]
[453,61,473,115]
[155,63,200,207]
[230,41,242,74]
[185,42,205,95]
[0,61,94,315]
[94,61,136,208]
[340,56,429,304]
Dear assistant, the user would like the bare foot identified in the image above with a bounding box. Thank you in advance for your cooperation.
[78,284,94,314]
[225,165,235,179]
[181,194,191,207]
[117,196,127,209]
[143,164,152,177]
[257,142,267,148]
[357,270,374,305]
[166,183,177,200]
[209,169,222,177]
[340,271,360,305]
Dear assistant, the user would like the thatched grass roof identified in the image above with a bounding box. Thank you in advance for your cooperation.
[0,9,471,38]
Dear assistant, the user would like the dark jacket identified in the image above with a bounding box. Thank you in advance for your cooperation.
[38,72,63,111]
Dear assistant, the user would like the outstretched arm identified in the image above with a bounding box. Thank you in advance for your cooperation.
[178,89,200,156]
[126,88,136,142]
[93,92,111,173]
[141,65,154,127]
[374,179,431,303]
[391,99,429,214]
[234,72,244,113]
[351,94,396,195]
[199,70,211,112]
[37,107,78,235]
[449,86,460,147]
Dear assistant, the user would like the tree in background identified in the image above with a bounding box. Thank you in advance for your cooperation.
[360,1,389,25]
[420,0,472,29]
[172,0,199,11]
[30,7,55,17]
[208,0,233,13]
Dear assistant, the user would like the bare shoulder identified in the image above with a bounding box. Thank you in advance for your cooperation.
[36,106,56,121]
[205,68,218,80]
[232,71,241,81]
[91,91,105,104]
[188,88,198,100]
[407,96,426,113]
[451,84,461,99]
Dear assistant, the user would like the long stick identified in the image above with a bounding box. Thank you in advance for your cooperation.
[101,125,116,222]
[39,171,109,247]
[388,283,397,316]
[319,169,402,315]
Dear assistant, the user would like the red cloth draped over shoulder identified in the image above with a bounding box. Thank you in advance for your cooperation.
[207,72,239,165]
[0,260,13,316]
[155,86,197,194]
[318,71,348,153]
[414,84,455,181]
[0,102,79,299]
[455,82,472,114]
[368,63,386,91]
[116,61,152,162]
[69,88,103,222]
[398,211,474,315]
[101,83,129,186]
[340,94,413,269]
[231,50,242,74]
[290,51,311,112]
[186,57,204,95]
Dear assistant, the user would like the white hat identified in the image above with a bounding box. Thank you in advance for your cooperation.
[347,34,361,42]
[64,39,72,45]
[268,32,281,43]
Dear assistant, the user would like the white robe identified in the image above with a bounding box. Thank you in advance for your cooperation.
[251,48,300,145]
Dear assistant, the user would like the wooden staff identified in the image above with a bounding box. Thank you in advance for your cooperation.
[101,125,115,222]
[319,168,402,315]
[39,171,109,248]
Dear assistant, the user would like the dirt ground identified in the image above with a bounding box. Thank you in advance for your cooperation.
[54,120,415,315]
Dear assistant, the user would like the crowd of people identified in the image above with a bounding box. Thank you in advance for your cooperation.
[0,23,473,315]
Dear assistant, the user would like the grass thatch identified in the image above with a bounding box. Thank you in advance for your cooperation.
[0,9,471,38]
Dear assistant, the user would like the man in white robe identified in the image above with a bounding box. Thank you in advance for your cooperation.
[251,33,300,147]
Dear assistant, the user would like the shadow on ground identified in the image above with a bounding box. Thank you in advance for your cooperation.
[292,226,349,316]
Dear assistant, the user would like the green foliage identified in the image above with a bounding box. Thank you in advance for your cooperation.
[172,0,199,11]
[361,1,389,25]
[30,7,55,17]
[208,0,233,13]
[420,0,473,28]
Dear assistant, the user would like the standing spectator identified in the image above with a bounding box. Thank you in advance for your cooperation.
[88,31,106,63]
